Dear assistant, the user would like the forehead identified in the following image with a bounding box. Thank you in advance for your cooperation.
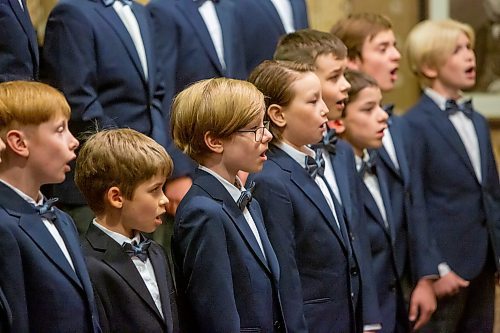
[314,54,347,72]
[363,29,395,48]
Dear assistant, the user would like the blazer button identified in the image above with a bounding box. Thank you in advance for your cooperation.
[273,321,282,331]
[350,266,358,276]
[349,232,355,241]
[389,281,397,292]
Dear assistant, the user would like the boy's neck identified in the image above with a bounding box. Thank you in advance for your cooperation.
[95,214,135,239]
[430,80,461,100]
[0,169,41,201]
[200,156,238,185]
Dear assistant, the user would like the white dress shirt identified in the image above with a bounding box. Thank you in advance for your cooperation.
[382,127,400,170]
[198,165,266,258]
[425,88,482,183]
[198,0,226,70]
[113,1,149,80]
[269,0,295,33]
[0,179,75,271]
[93,221,163,317]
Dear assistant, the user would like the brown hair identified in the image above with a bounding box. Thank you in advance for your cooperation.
[171,77,265,163]
[0,81,70,137]
[274,29,347,65]
[343,69,379,116]
[331,13,393,61]
[248,60,315,141]
[74,128,173,215]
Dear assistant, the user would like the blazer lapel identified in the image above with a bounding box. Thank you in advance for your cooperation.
[360,182,391,239]
[424,98,478,182]
[378,145,401,181]
[330,147,353,226]
[390,119,410,187]
[270,148,347,250]
[8,0,39,66]
[194,170,272,275]
[131,4,154,95]
[96,5,148,84]
[177,1,225,75]
[248,202,280,283]
[259,0,286,34]
[471,112,489,184]
[377,167,396,244]
[18,213,83,288]
[214,1,233,75]
[148,244,174,332]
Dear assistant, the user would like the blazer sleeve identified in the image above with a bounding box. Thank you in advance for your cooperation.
[173,197,241,332]
[42,3,117,130]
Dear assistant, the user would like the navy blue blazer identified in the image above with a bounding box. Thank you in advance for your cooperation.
[173,169,285,332]
[404,94,500,280]
[251,145,377,333]
[0,286,11,333]
[42,0,168,204]
[233,0,308,73]
[0,182,100,332]
[82,223,178,333]
[148,0,247,179]
[0,0,39,82]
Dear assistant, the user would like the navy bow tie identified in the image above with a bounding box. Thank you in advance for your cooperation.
[358,152,377,177]
[445,99,473,119]
[311,128,337,154]
[237,181,255,211]
[35,197,59,222]
[122,238,151,262]
[305,151,325,178]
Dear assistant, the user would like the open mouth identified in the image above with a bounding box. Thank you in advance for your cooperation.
[465,66,476,76]
[336,97,348,110]
[390,67,399,80]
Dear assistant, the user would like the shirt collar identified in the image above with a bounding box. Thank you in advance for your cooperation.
[198,165,246,204]
[354,149,370,172]
[424,88,469,111]
[0,179,44,206]
[274,141,316,169]
[92,219,141,245]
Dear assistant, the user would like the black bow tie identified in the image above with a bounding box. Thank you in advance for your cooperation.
[237,181,255,211]
[311,128,337,154]
[305,151,325,178]
[122,238,151,262]
[358,152,377,177]
[445,99,473,119]
[35,197,59,222]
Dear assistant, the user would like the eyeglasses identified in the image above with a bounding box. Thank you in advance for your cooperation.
[236,121,270,142]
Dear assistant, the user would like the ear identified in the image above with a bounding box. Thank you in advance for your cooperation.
[106,186,124,209]
[347,56,362,71]
[267,104,286,128]
[421,63,438,79]
[5,130,29,157]
[204,131,224,154]
[328,119,346,134]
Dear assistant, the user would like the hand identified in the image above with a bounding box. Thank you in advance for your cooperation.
[409,278,437,330]
[164,176,192,216]
[432,270,469,298]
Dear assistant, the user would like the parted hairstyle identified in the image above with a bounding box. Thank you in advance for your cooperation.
[248,60,315,141]
[74,128,173,215]
[0,81,70,137]
[343,69,379,117]
[171,77,265,163]
[406,19,475,88]
[274,29,347,65]
[331,13,393,61]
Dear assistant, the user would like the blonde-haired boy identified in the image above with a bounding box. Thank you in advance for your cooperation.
[0,81,100,332]
[75,128,178,332]
[405,19,500,332]
[170,77,284,332]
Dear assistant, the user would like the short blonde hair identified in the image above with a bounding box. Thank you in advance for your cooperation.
[331,13,393,61]
[74,128,173,215]
[171,78,265,163]
[248,60,315,141]
[406,19,475,88]
[0,81,70,137]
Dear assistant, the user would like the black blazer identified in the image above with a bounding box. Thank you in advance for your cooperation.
[82,223,178,333]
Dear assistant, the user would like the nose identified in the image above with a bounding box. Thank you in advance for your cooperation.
[391,46,401,61]
[159,192,169,207]
[377,105,389,123]
[319,98,329,118]
[262,127,273,143]
[340,74,351,92]
[69,133,79,150]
